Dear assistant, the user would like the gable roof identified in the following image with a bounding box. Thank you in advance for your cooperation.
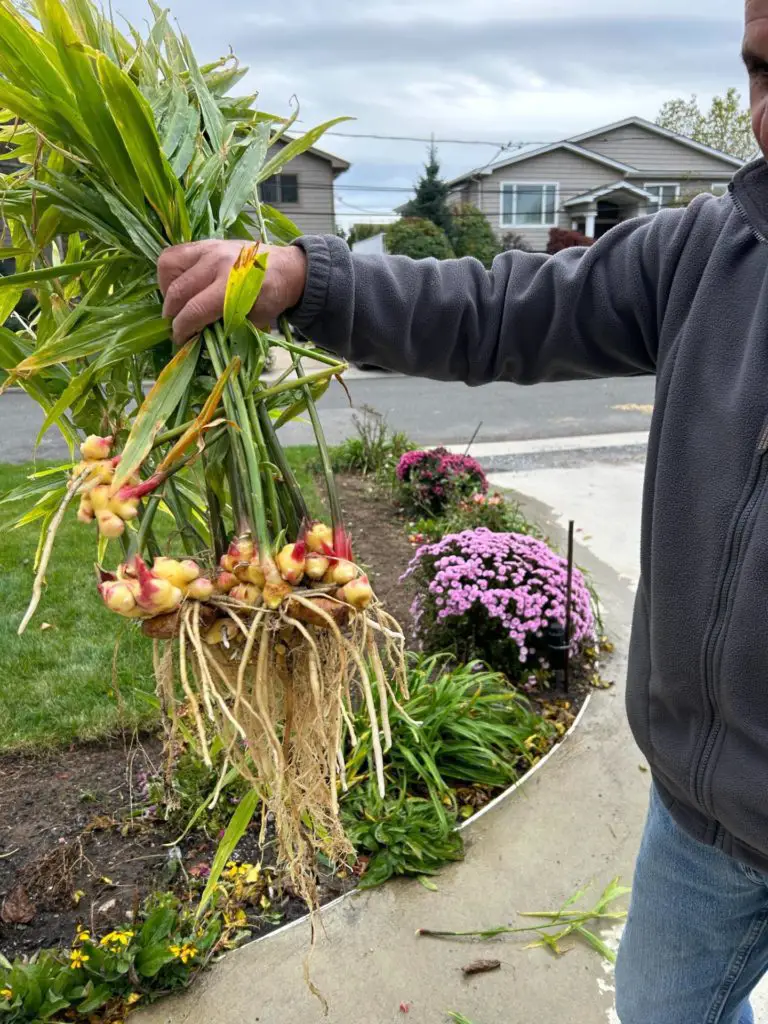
[563,181,657,208]
[448,115,744,189]
[447,141,634,187]
[569,116,744,168]
[276,136,350,176]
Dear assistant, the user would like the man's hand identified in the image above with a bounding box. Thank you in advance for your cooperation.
[158,240,308,344]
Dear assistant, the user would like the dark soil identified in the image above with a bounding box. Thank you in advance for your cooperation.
[0,738,352,960]
[338,473,417,632]
[0,474,597,960]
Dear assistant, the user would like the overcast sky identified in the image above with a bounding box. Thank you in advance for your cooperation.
[118,0,747,227]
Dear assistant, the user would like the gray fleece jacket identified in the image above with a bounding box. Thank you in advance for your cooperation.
[291,157,768,871]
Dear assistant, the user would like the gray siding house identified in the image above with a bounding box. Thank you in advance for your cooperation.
[448,116,744,251]
[259,140,349,236]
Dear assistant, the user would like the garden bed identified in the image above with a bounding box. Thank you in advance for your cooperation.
[0,471,595,962]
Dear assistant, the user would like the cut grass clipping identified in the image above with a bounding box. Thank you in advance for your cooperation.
[0,0,406,913]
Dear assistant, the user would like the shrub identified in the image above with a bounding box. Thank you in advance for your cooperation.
[501,231,532,252]
[396,448,487,515]
[547,228,594,254]
[450,203,502,268]
[409,492,540,545]
[403,528,595,676]
[386,218,455,261]
[331,406,414,483]
[342,783,463,888]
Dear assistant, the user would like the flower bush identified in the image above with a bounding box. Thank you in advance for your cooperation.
[403,528,595,677]
[396,448,487,515]
[409,491,541,544]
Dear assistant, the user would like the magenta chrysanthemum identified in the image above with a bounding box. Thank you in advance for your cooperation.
[396,448,487,514]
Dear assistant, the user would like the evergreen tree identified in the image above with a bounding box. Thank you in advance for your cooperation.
[401,145,454,235]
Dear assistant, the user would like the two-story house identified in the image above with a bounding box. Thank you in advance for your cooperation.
[448,116,744,251]
[258,138,349,236]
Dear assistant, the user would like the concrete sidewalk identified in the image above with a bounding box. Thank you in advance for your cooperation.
[136,501,649,1024]
[263,343,397,382]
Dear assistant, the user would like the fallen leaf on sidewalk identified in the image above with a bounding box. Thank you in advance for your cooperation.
[462,959,501,976]
[1,884,36,924]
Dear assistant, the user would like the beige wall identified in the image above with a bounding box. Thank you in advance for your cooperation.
[579,124,737,178]
[261,147,338,236]
[478,148,612,249]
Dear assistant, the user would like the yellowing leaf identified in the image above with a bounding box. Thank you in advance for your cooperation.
[157,357,240,472]
[223,245,268,337]
[111,338,201,492]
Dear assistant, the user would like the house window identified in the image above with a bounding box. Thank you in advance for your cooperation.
[259,173,299,205]
[644,183,680,210]
[711,182,729,197]
[501,183,558,228]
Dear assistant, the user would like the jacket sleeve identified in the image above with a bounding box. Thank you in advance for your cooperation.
[290,206,694,386]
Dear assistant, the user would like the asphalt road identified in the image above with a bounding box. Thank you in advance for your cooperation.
[0,374,655,464]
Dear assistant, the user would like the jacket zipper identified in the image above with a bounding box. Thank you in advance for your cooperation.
[695,421,768,814]
[730,185,768,247]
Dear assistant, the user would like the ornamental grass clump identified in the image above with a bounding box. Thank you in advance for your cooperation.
[403,528,595,676]
[396,447,487,515]
[0,0,406,909]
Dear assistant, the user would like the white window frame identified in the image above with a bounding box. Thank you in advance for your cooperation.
[643,182,680,210]
[711,182,729,197]
[500,182,559,229]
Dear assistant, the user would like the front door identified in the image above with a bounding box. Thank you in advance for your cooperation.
[595,199,622,239]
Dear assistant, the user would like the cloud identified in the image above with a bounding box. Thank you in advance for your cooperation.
[113,0,748,224]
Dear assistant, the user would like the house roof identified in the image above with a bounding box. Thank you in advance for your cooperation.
[563,181,657,208]
[277,136,350,175]
[569,116,744,169]
[448,115,744,188]
[447,141,634,187]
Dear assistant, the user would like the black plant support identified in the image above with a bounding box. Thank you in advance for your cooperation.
[564,520,575,693]
[545,519,575,693]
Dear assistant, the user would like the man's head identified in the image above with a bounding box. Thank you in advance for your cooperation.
[744,0,768,156]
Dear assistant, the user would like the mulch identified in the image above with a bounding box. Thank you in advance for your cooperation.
[0,473,596,960]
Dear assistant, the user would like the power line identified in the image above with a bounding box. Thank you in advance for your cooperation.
[317,129,739,150]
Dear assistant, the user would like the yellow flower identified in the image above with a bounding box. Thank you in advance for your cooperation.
[1,987,12,1001]
[126,993,141,1006]
[100,929,134,948]
[69,949,90,969]
[169,942,198,964]
[76,929,91,943]
[224,861,255,881]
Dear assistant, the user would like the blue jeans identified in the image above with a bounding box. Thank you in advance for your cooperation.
[616,786,768,1023]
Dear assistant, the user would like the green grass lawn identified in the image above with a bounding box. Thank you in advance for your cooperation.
[0,448,323,753]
